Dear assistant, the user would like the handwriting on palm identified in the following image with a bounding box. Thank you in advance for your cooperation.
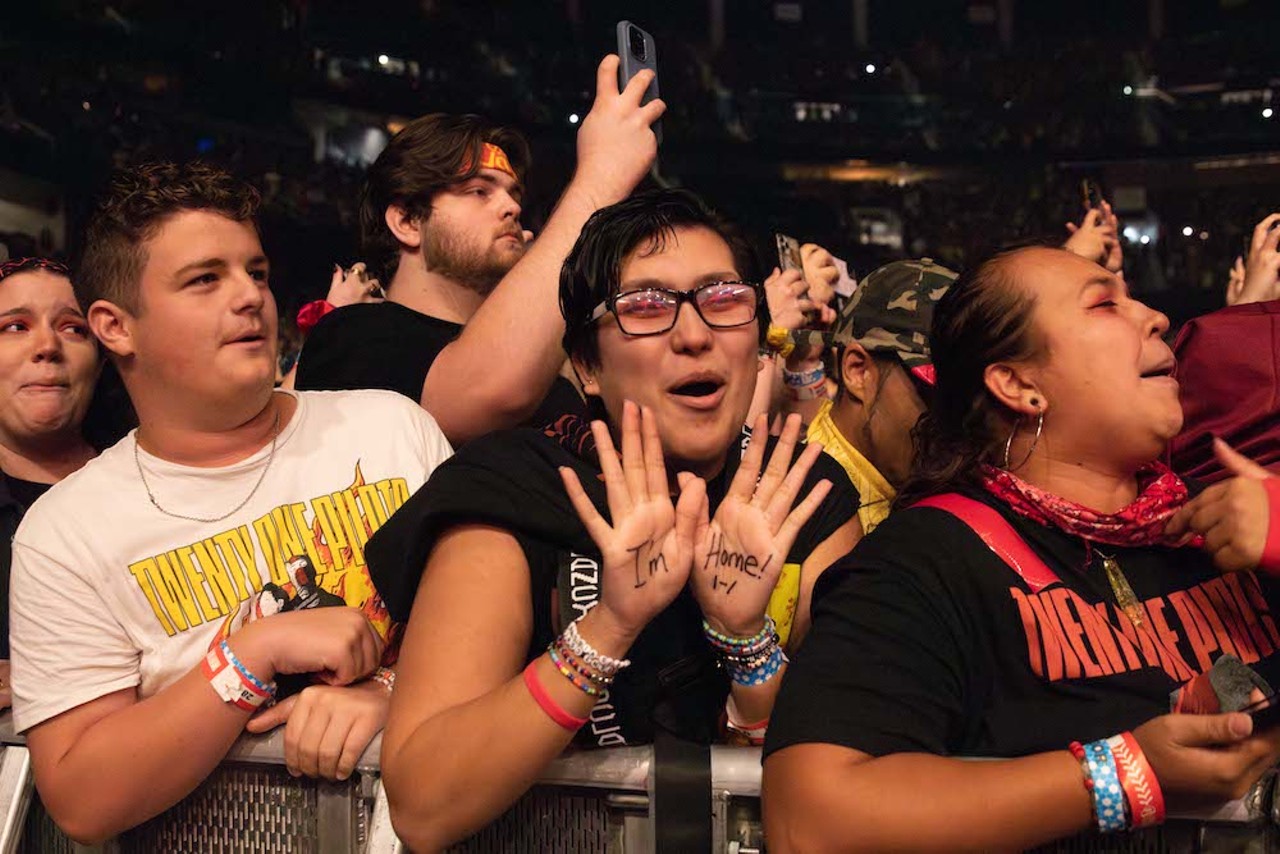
[560,402,704,635]
[692,414,832,637]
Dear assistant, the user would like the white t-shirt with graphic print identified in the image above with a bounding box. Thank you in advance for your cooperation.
[9,389,452,732]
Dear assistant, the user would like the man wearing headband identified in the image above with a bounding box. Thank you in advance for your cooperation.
[297,56,666,445]
[806,258,957,534]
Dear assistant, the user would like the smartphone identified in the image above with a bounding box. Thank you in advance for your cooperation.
[1240,692,1280,731]
[617,21,662,144]
[775,232,821,325]
[775,232,803,272]
[1080,179,1104,212]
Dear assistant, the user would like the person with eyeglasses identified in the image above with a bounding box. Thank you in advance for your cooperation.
[363,188,863,851]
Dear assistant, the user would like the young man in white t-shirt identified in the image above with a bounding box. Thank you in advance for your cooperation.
[8,162,452,843]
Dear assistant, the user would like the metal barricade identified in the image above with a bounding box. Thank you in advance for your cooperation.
[0,713,1276,853]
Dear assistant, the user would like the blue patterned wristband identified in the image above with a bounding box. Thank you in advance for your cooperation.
[219,639,276,697]
[728,644,788,687]
[1083,739,1128,833]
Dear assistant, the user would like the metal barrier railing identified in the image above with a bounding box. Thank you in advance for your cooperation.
[0,711,1274,853]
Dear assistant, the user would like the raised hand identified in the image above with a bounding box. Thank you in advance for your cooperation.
[560,401,702,637]
[1064,201,1122,274]
[691,414,832,637]
[1165,438,1273,573]
[1226,255,1247,307]
[573,55,667,209]
[800,243,841,311]
[765,267,834,331]
[326,262,384,308]
[1237,213,1280,306]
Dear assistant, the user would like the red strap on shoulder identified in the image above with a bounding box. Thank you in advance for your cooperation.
[914,494,1061,592]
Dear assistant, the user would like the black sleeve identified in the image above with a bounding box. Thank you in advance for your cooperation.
[765,508,984,759]
[295,306,453,399]
[786,449,859,564]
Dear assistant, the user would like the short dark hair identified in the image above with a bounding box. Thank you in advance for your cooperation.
[559,188,758,370]
[360,114,530,281]
[76,161,261,314]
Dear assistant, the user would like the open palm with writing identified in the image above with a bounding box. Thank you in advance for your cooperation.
[561,401,706,637]
[691,414,832,637]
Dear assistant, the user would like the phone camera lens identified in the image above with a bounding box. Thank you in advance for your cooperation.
[628,27,647,61]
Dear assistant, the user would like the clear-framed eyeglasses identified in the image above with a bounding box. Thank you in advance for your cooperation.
[589,280,762,337]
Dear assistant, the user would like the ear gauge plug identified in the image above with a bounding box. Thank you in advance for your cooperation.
[1030,397,1040,408]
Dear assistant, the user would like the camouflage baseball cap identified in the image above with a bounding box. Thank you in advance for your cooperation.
[831,258,958,372]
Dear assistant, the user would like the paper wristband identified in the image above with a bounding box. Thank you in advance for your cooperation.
[726,712,769,746]
[202,645,272,712]
[1083,740,1128,833]
[1109,732,1165,828]
[522,662,588,732]
[1260,478,1280,574]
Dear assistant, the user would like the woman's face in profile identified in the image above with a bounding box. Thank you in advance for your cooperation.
[1008,247,1180,468]
[0,269,100,448]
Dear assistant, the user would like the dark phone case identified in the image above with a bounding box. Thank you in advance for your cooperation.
[1242,694,1280,731]
[616,21,662,145]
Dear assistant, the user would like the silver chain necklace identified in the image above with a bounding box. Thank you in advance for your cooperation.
[135,407,282,524]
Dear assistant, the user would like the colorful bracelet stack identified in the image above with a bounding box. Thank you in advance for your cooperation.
[703,616,788,686]
[782,364,827,401]
[372,666,395,694]
[203,639,276,711]
[1069,732,1165,833]
[524,618,632,732]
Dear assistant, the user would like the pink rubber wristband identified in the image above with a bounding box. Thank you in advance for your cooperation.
[523,661,588,731]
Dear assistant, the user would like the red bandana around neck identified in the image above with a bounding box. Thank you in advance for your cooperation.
[979,462,1198,548]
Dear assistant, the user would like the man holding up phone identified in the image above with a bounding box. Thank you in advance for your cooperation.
[296,56,665,446]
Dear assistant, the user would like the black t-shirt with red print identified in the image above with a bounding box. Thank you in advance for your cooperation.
[765,490,1280,760]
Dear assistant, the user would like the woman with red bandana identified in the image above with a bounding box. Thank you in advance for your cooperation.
[0,258,101,709]
[764,245,1280,850]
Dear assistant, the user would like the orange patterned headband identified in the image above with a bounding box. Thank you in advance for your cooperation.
[468,142,516,180]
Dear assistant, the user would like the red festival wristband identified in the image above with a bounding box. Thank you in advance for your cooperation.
[523,661,588,732]
[1259,478,1280,574]
[1108,732,1165,828]
[296,299,336,334]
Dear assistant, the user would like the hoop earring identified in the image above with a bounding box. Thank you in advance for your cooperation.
[1002,410,1044,471]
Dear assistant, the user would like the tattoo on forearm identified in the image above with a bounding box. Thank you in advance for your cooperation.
[703,532,772,595]
[629,540,669,589]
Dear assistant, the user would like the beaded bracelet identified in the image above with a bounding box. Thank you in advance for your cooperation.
[372,667,395,693]
[727,645,787,687]
[548,646,603,697]
[722,647,781,671]
[703,616,778,653]
[552,637,613,686]
[782,365,825,387]
[562,619,631,677]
